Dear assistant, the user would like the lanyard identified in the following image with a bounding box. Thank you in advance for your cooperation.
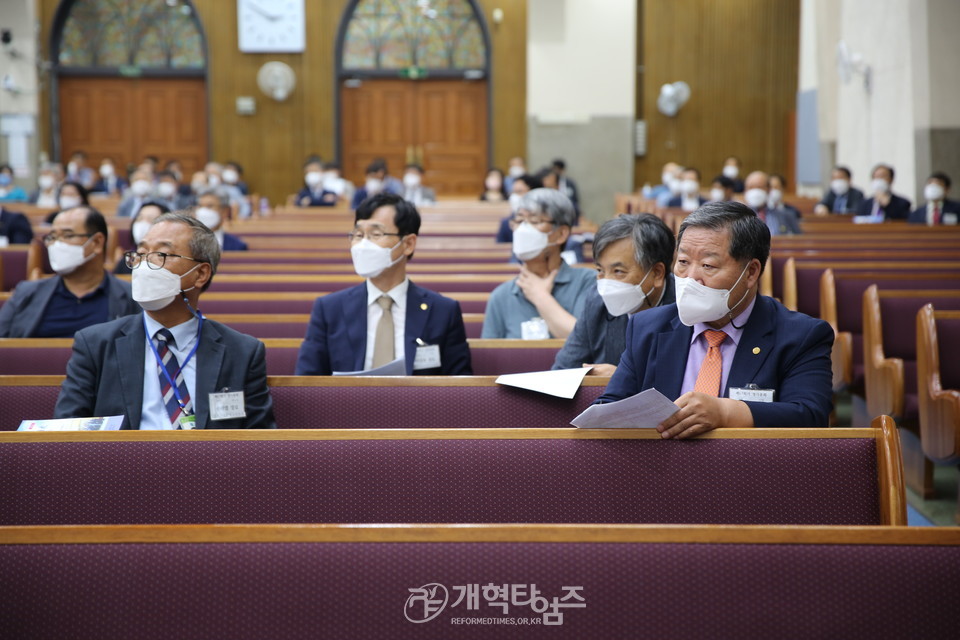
[145,313,204,414]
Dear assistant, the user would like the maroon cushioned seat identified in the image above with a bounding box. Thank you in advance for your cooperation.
[222,321,308,339]
[0,347,72,375]
[0,385,62,429]
[200,298,318,314]
[0,437,882,525]
[0,246,29,292]
[470,346,561,375]
[938,317,960,389]
[207,279,503,293]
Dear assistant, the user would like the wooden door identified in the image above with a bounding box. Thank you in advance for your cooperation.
[59,77,207,175]
[340,79,488,196]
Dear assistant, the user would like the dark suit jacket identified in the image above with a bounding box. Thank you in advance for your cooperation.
[91,176,129,195]
[597,295,834,427]
[666,195,708,209]
[296,187,337,207]
[907,199,960,225]
[295,281,472,375]
[0,207,34,244]
[857,193,912,220]
[222,232,248,251]
[54,313,276,429]
[0,272,140,338]
[762,205,802,235]
[553,274,676,370]
[819,187,864,214]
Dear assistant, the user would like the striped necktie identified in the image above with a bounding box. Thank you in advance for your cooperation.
[155,328,192,427]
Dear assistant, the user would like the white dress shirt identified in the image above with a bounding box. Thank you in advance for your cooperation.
[363,278,408,370]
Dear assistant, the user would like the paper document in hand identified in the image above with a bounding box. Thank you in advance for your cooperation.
[570,388,679,428]
[333,357,406,376]
[495,367,592,399]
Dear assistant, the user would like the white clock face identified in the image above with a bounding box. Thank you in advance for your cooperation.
[238,0,306,53]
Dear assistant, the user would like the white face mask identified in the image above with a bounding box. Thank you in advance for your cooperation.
[709,188,725,202]
[157,182,177,199]
[222,169,239,184]
[508,166,525,178]
[668,178,682,195]
[924,183,945,202]
[768,188,783,207]
[48,238,95,275]
[67,162,79,175]
[830,179,850,196]
[597,269,652,317]
[132,263,201,311]
[350,238,403,279]
[99,164,115,178]
[722,165,739,179]
[59,195,82,210]
[207,174,221,187]
[131,220,152,245]
[305,171,323,188]
[661,172,674,186]
[131,179,151,197]
[485,177,502,191]
[196,206,221,230]
[680,179,699,196]
[744,188,768,210]
[365,178,383,194]
[512,222,551,262]
[871,178,890,195]
[508,193,524,212]
[403,173,421,189]
[39,175,56,190]
[674,263,750,326]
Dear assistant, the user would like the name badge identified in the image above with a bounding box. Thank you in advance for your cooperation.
[943,213,958,226]
[521,317,550,340]
[413,344,441,370]
[729,387,775,403]
[209,391,246,421]
[179,414,197,430]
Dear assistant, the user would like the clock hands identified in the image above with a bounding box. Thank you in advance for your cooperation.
[247,1,281,22]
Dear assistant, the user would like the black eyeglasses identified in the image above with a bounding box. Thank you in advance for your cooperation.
[347,230,403,242]
[43,232,92,246]
[124,251,206,270]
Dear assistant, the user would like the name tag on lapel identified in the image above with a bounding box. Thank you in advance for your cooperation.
[209,391,246,420]
[729,387,775,403]
[413,344,441,370]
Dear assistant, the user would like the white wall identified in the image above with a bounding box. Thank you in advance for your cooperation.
[0,0,41,180]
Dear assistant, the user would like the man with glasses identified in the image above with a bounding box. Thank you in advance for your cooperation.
[295,193,471,375]
[482,189,596,339]
[55,213,275,429]
[0,206,138,337]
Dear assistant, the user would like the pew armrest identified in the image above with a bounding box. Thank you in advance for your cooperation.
[832,331,852,391]
[921,388,960,464]
[867,354,904,419]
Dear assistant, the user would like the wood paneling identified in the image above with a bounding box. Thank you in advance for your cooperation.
[634,0,800,189]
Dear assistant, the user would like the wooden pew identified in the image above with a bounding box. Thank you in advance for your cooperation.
[0,419,905,526]
[3,523,956,639]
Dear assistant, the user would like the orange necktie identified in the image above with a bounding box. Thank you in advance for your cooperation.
[694,329,727,396]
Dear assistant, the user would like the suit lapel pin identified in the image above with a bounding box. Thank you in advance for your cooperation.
[752,347,761,354]
[420,303,428,310]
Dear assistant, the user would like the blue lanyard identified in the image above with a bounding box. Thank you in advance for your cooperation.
[145,313,204,414]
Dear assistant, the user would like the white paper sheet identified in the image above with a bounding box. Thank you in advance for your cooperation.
[495,367,592,399]
[570,388,679,429]
[18,415,124,431]
[333,357,406,376]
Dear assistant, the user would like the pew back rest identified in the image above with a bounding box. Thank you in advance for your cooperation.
[0,420,904,526]
[916,306,960,464]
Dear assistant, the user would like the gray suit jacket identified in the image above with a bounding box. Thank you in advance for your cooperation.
[54,313,276,429]
[0,273,140,338]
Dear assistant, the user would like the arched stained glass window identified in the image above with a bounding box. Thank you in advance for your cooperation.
[342,0,487,71]
[57,0,205,69]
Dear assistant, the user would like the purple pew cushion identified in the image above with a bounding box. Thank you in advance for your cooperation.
[470,347,561,375]
[0,347,72,375]
[0,385,62,429]
[1,246,29,292]
[0,438,882,525]
[881,297,960,361]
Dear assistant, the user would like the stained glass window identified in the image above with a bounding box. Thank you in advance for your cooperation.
[342,0,487,71]
[57,0,205,69]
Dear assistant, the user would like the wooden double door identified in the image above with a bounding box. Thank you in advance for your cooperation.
[58,77,207,175]
[340,79,488,196]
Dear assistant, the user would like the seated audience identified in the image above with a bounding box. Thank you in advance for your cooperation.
[814,166,863,215]
[223,161,248,195]
[646,161,682,203]
[115,201,171,274]
[30,163,63,208]
[45,181,90,224]
[909,171,959,226]
[295,193,471,375]
[0,206,139,337]
[204,162,250,218]
[194,187,248,251]
[322,162,352,204]
[552,158,579,206]
[656,165,684,208]
[0,205,33,245]
[297,159,338,207]
[65,150,96,191]
[156,170,192,210]
[709,175,735,202]
[553,214,676,375]
[0,163,29,202]
[90,157,128,196]
[141,155,160,174]
[55,212,276,429]
[117,168,156,217]
[537,168,560,190]
[767,173,802,235]
[721,155,745,193]
[402,164,436,207]
[667,167,707,212]
[482,189,595,339]
[480,168,508,202]
[744,170,800,236]
[504,156,527,193]
[351,161,395,209]
[496,173,542,243]
[165,160,192,198]
[597,201,834,437]
[857,163,911,220]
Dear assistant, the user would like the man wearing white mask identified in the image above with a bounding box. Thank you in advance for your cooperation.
[350,162,388,210]
[117,168,156,217]
[31,163,63,208]
[597,201,834,438]
[666,167,707,212]
[721,155,745,193]
[495,174,542,245]
[402,164,436,207]
[552,214,676,375]
[204,161,251,218]
[90,157,128,196]
[503,156,527,194]
[856,164,911,221]
[909,172,960,226]
[743,170,800,236]
[482,189,595,339]
[814,166,864,215]
[195,187,248,251]
[55,213,275,429]
[648,161,682,204]
[297,159,338,207]
[295,193,471,375]
[0,207,138,337]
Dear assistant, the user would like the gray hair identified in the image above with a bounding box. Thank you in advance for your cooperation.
[197,186,230,208]
[518,188,577,227]
[677,201,770,274]
[593,213,675,270]
[154,212,221,289]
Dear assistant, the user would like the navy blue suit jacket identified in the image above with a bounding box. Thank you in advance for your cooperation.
[597,295,834,427]
[222,232,248,251]
[295,281,472,375]
[666,195,708,208]
[0,207,34,244]
[857,193,912,220]
[296,187,337,207]
[819,187,864,214]
[907,199,960,225]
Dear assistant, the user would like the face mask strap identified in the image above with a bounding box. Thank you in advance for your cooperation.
[726,262,753,329]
